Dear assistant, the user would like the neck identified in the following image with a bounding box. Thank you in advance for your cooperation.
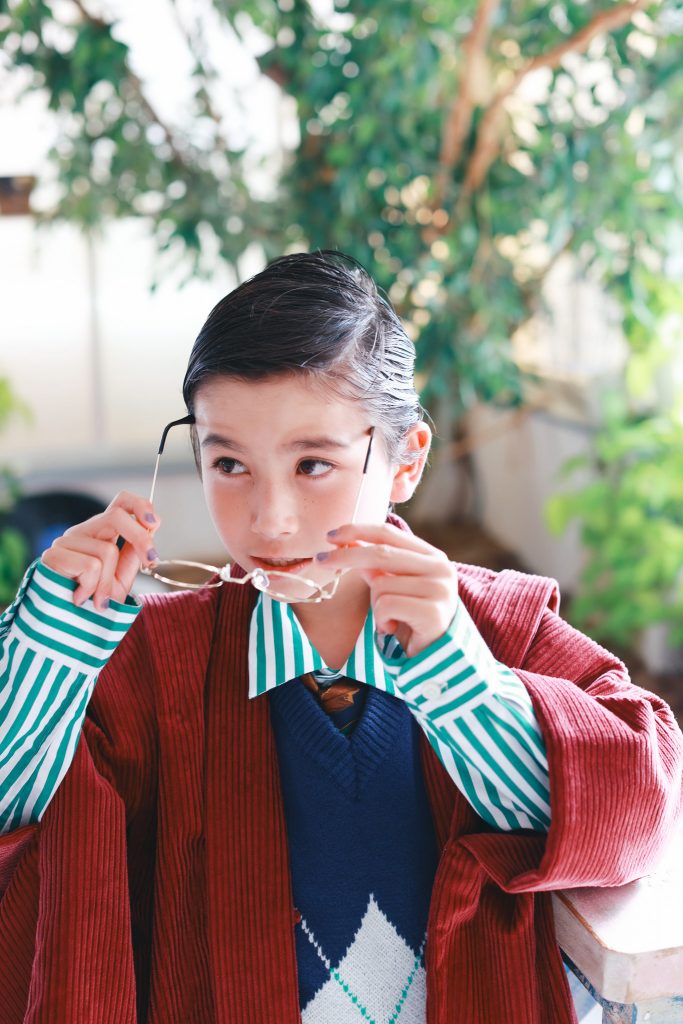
[291,574,370,670]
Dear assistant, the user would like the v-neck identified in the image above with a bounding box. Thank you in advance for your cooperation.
[268,678,408,800]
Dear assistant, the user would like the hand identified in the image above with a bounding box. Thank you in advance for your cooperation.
[41,491,161,610]
[317,522,459,658]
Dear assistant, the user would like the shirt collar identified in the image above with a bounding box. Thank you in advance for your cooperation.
[247,591,398,699]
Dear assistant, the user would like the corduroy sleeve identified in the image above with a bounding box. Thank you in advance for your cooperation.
[458,606,683,893]
[80,609,159,821]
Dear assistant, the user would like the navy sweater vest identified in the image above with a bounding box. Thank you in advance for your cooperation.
[269,678,439,1023]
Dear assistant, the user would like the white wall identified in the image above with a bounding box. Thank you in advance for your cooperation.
[467,403,593,591]
[1,215,237,465]
[0,216,240,562]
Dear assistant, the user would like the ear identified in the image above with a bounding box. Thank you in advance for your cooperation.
[389,422,432,504]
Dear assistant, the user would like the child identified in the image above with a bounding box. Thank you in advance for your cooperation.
[0,251,681,1024]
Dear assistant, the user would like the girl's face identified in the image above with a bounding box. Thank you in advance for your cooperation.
[192,374,424,599]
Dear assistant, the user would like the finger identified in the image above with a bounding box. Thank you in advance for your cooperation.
[64,536,122,609]
[58,537,123,609]
[316,540,451,577]
[107,490,161,532]
[367,572,456,605]
[47,516,157,608]
[372,594,433,656]
[369,576,459,656]
[42,543,114,608]
[87,518,158,603]
[370,581,455,634]
[112,539,149,600]
[327,522,439,555]
[91,540,135,610]
[75,506,160,566]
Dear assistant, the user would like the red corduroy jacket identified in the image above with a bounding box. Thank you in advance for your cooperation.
[0,556,681,1023]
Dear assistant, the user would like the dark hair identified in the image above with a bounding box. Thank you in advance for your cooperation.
[182,250,426,464]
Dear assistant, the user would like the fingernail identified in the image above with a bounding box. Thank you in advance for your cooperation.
[315,551,330,561]
[100,597,110,610]
[147,547,159,561]
[327,528,339,537]
[144,513,157,524]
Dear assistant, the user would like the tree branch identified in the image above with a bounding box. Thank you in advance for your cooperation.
[70,0,192,171]
[460,0,649,199]
[433,0,501,208]
[166,0,233,154]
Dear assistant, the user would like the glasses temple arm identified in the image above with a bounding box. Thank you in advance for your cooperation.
[157,414,196,456]
[349,426,375,525]
[149,414,196,505]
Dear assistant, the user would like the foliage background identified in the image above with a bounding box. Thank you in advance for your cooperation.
[3,0,681,417]
[2,0,683,646]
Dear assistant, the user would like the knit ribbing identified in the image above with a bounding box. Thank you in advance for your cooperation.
[271,678,405,799]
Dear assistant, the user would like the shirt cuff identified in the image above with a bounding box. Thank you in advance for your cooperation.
[375,598,498,717]
[8,559,141,673]
[0,558,39,640]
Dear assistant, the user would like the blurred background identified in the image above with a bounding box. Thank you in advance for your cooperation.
[1,0,682,720]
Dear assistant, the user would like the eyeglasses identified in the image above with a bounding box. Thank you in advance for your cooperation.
[139,417,376,603]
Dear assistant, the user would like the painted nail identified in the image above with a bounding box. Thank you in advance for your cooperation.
[327,528,340,537]
[100,597,110,610]
[147,547,160,562]
[315,551,330,561]
[144,512,157,524]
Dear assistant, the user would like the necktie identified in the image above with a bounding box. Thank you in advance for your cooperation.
[300,672,366,737]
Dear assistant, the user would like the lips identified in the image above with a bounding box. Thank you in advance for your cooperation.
[251,556,314,574]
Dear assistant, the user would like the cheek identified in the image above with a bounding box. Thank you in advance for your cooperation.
[202,480,241,542]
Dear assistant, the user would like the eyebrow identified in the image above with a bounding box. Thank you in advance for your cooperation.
[200,433,352,452]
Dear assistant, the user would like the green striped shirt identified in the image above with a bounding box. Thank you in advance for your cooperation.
[1,560,550,835]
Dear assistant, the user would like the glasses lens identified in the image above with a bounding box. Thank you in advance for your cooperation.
[251,570,324,603]
[147,560,222,589]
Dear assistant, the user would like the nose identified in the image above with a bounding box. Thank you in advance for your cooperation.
[250,481,298,540]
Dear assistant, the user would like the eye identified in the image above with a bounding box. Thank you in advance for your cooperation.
[212,456,247,475]
[298,458,334,477]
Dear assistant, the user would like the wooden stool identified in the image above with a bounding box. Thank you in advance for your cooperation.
[553,823,683,1023]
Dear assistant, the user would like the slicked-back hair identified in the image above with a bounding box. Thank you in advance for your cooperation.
[182,250,426,464]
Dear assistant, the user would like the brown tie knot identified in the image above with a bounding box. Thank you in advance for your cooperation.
[301,672,362,713]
